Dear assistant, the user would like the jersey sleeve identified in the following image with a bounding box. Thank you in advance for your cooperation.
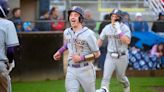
[86,31,99,52]
[6,21,19,47]
[99,26,107,40]
[63,28,70,44]
[123,25,131,39]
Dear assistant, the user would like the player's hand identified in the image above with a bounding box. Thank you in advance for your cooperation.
[114,22,121,34]
[53,51,61,61]
[8,60,15,72]
[72,54,81,63]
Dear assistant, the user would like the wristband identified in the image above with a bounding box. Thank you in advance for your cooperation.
[58,44,68,54]
[118,32,124,38]
[80,55,85,62]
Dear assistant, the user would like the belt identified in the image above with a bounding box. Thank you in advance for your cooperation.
[110,52,126,58]
[68,63,89,68]
[110,52,126,56]
[119,52,126,56]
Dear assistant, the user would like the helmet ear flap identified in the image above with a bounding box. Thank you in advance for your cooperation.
[68,13,84,23]
[79,15,83,23]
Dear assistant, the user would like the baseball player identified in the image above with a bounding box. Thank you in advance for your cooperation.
[53,6,100,92]
[96,9,131,92]
[0,0,19,92]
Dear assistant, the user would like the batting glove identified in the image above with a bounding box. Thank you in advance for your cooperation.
[8,60,15,72]
[114,22,122,34]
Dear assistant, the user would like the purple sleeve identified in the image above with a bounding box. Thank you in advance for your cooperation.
[7,46,15,63]
[58,43,68,54]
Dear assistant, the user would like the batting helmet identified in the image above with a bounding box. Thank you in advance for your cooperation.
[68,6,84,22]
[111,9,122,16]
[110,9,122,22]
[0,0,10,18]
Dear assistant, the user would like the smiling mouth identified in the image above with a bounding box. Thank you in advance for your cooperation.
[71,20,76,23]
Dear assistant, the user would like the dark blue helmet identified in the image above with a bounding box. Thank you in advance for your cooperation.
[111,9,122,17]
[68,6,84,22]
[110,9,122,22]
[0,0,10,17]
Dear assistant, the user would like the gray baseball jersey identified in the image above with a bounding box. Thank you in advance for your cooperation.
[0,18,19,63]
[100,23,131,53]
[64,27,99,92]
[0,18,19,92]
[64,27,99,64]
[98,23,131,92]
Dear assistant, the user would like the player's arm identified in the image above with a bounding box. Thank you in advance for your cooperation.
[97,26,107,47]
[72,31,101,63]
[53,33,68,61]
[53,43,68,60]
[72,51,100,63]
[6,21,19,72]
[114,22,131,45]
[83,31,101,61]
[7,46,17,72]
[97,39,103,47]
[7,46,15,63]
[119,34,131,45]
[84,51,100,61]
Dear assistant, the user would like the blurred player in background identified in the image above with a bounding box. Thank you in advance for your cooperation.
[0,0,19,92]
[96,9,131,92]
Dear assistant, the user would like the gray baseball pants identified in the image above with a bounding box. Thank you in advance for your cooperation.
[100,52,130,90]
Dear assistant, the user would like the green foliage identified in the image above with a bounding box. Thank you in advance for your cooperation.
[12,77,164,92]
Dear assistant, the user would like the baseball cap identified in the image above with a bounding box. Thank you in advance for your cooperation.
[135,12,142,17]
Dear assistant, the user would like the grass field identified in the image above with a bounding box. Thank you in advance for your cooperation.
[12,77,164,92]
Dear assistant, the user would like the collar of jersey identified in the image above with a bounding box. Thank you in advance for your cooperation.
[70,27,88,33]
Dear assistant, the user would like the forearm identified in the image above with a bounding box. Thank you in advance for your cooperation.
[119,35,131,45]
[80,51,101,61]
[97,39,103,47]
[114,22,131,44]
[93,51,101,59]
[58,43,68,54]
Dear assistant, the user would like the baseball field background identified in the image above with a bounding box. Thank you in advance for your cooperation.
[7,0,164,92]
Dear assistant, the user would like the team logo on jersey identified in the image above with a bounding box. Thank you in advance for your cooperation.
[74,38,86,55]
[108,35,119,39]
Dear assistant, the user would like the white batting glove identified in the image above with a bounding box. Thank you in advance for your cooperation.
[114,22,122,34]
[8,60,15,72]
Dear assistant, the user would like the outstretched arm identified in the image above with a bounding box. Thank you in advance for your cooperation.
[53,43,68,61]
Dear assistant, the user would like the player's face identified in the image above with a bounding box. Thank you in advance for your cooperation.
[111,14,119,23]
[69,12,81,28]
